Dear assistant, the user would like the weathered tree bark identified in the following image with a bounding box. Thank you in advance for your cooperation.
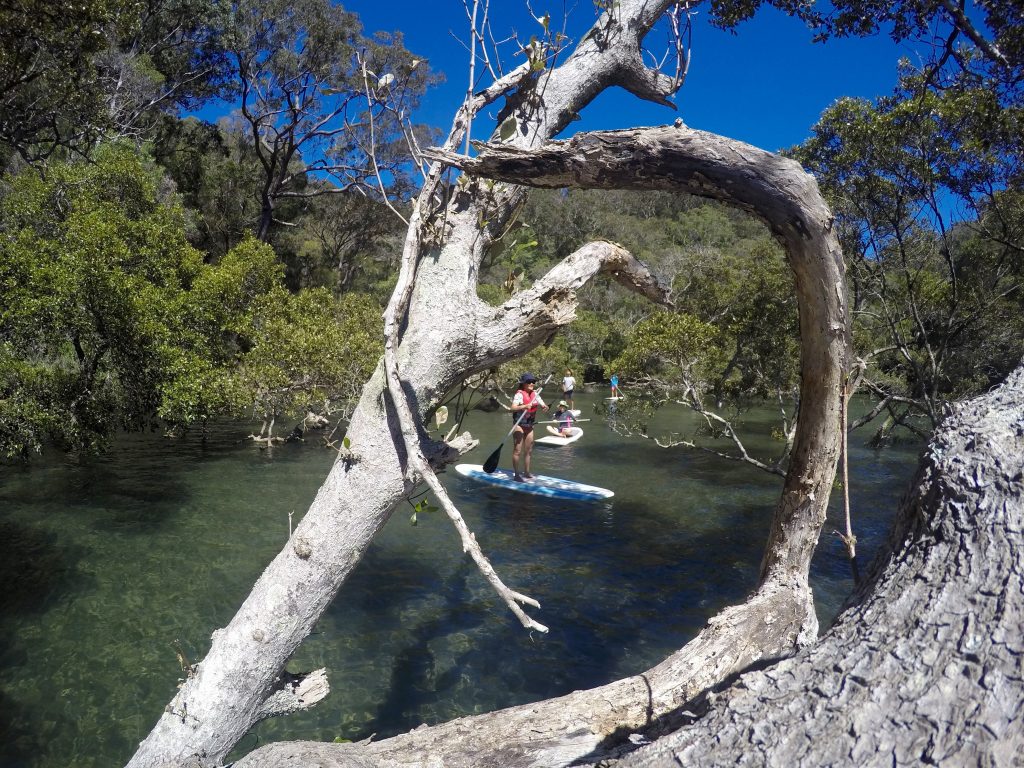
[224,366,1024,768]
[613,362,1024,767]
[230,124,851,768]
[129,4,854,760]
[127,4,687,766]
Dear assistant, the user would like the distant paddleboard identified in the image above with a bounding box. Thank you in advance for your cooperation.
[454,463,613,501]
[536,426,583,446]
[605,396,624,401]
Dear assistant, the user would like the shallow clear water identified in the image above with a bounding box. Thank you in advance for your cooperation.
[0,392,921,767]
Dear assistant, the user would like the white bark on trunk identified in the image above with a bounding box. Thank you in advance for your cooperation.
[230,124,851,768]
[128,6,851,768]
[128,7,684,766]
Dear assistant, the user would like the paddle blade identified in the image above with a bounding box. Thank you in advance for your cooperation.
[482,445,502,473]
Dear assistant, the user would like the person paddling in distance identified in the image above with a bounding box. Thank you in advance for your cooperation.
[561,368,576,410]
[610,373,621,399]
[508,372,548,481]
[553,401,576,437]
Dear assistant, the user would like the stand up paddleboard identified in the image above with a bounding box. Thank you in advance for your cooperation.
[605,396,624,401]
[454,464,613,501]
[536,426,583,446]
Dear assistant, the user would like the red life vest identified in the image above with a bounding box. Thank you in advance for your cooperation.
[513,388,539,425]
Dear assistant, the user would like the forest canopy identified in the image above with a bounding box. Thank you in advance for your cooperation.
[0,0,1020,460]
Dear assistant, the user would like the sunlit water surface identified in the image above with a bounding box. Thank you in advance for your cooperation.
[0,392,921,767]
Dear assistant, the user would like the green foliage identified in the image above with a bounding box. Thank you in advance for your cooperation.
[232,289,383,424]
[612,311,723,384]
[0,145,385,457]
[1,0,231,163]
[561,309,614,365]
[0,0,125,160]
[0,144,203,455]
[517,188,798,405]
[409,496,440,526]
[158,241,384,429]
[796,78,1024,428]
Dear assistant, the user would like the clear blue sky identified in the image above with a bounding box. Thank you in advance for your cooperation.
[350,1,922,153]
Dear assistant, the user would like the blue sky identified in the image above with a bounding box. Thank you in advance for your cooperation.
[350,1,923,153]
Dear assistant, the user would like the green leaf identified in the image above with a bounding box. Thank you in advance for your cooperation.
[499,116,517,142]
[342,436,351,449]
[409,511,418,526]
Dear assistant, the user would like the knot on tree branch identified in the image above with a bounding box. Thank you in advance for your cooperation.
[424,432,478,470]
[256,668,330,721]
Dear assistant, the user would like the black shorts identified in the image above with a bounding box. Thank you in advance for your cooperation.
[563,389,574,399]
[513,414,536,434]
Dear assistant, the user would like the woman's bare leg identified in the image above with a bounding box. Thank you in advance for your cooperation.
[511,429,525,478]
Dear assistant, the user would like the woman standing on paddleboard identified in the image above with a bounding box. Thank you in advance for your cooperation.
[509,372,548,482]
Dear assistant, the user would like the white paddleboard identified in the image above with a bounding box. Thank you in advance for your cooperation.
[536,426,583,446]
[454,464,613,501]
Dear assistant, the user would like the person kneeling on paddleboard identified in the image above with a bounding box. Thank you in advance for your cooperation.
[554,401,576,437]
[509,372,548,481]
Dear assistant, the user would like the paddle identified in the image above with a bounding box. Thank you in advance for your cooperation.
[482,375,551,473]
[536,418,591,424]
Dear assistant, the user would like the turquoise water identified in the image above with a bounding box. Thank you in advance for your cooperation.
[0,392,921,767]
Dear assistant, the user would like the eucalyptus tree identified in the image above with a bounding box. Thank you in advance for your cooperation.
[223,0,438,242]
[127,2,851,766]
[793,23,1024,441]
[0,0,125,162]
[0,0,229,164]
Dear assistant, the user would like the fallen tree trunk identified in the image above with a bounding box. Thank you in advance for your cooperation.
[235,364,1024,768]
[614,362,1024,767]
[125,4,686,765]
[128,6,851,766]
[232,125,850,767]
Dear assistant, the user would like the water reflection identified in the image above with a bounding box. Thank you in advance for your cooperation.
[0,392,921,767]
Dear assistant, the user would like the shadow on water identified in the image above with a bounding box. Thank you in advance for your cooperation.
[0,401,922,768]
[309,485,779,745]
[0,521,90,768]
[0,521,86,620]
[356,558,485,737]
[0,688,36,768]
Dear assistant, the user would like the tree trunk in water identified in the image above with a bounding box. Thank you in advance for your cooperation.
[128,8,851,768]
[231,124,852,768]
[225,363,1024,768]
